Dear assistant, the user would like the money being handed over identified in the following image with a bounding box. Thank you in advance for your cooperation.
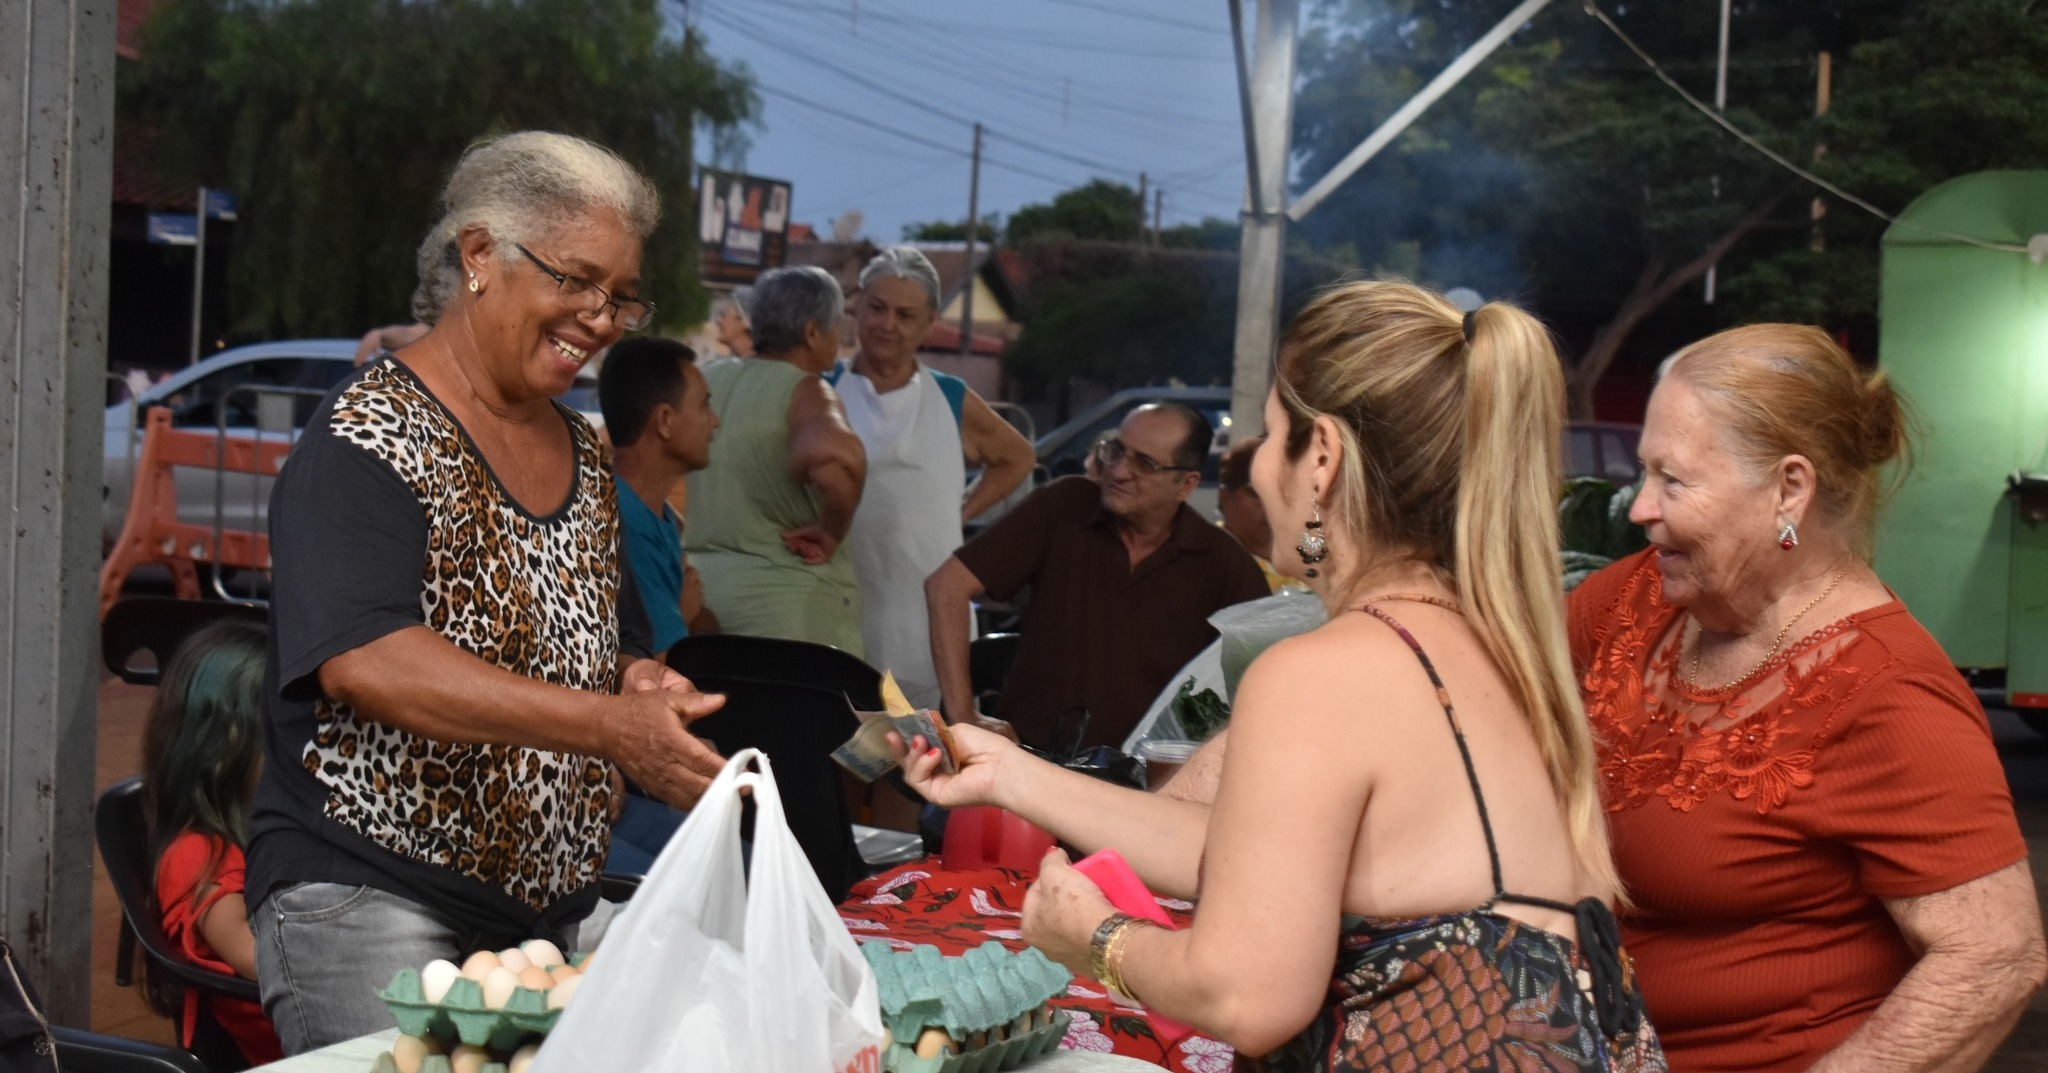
[832,671,959,782]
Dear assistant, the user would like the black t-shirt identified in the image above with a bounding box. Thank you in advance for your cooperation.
[245,358,651,939]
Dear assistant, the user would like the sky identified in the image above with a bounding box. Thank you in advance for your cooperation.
[684,0,1256,245]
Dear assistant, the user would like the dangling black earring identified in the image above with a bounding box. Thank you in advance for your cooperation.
[1296,502,1328,579]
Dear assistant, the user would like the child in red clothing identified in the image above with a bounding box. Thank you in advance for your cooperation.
[142,619,282,1066]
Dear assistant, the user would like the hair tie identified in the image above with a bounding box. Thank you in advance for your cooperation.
[1461,309,1478,343]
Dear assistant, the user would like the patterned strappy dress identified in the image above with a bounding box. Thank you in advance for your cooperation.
[1241,601,1668,1073]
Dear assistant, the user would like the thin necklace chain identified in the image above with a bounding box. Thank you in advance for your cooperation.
[1681,564,1851,692]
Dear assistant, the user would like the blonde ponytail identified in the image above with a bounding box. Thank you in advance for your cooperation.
[1455,305,1622,900]
[1276,283,1622,902]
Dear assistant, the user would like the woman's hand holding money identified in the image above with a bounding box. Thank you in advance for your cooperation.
[895,715,1019,810]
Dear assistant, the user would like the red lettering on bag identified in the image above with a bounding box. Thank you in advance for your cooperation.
[837,1046,880,1073]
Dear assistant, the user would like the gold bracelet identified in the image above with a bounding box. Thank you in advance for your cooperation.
[1101,917,1157,1001]
[1089,913,1134,987]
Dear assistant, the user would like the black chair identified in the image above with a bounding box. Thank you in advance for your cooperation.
[50,1028,209,1073]
[94,778,258,1072]
[969,632,1022,712]
[666,634,884,711]
[678,674,868,901]
[102,598,267,686]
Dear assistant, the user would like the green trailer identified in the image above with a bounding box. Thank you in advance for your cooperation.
[1873,170,2048,719]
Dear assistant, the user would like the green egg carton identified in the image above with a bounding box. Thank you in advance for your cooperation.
[879,1008,1070,1073]
[862,941,1074,1073]
[377,954,586,1053]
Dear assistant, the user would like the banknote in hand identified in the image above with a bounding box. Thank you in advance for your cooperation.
[831,671,957,781]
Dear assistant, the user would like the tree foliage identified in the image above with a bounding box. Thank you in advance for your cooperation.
[902,216,1000,243]
[1005,179,1146,245]
[119,0,756,338]
[1289,0,2048,414]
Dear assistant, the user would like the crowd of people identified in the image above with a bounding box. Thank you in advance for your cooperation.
[129,128,2044,1072]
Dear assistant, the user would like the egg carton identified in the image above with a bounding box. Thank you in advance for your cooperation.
[376,954,586,1054]
[880,1008,1070,1073]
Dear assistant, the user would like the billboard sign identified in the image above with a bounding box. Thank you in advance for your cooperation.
[698,168,791,286]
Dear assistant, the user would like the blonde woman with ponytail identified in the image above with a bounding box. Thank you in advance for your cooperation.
[893,281,1666,1069]
[1570,324,2044,1073]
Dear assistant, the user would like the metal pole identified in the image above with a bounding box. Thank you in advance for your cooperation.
[1154,186,1164,245]
[189,185,207,364]
[1289,0,1553,222]
[1704,0,1731,304]
[1227,0,1299,440]
[959,122,981,358]
[1,0,114,1025]
[1137,171,1148,240]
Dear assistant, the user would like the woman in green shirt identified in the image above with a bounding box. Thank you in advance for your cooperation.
[685,266,868,654]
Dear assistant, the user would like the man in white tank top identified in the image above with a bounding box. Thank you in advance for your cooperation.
[830,248,1033,711]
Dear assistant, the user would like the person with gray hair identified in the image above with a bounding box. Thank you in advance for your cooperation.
[822,246,1033,712]
[685,265,869,653]
[710,285,753,359]
[243,130,727,1051]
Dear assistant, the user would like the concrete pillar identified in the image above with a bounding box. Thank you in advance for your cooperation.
[1,0,116,1023]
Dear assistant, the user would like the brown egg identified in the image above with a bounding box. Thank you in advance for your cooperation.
[389,1033,439,1073]
[547,963,579,985]
[448,1044,490,1073]
[480,966,520,1009]
[517,965,552,992]
[507,1043,541,1073]
[913,1027,959,1059]
[458,950,501,982]
[546,972,582,1010]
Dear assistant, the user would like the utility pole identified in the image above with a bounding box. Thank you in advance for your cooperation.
[960,121,981,357]
[1226,0,1299,438]
[1704,0,1731,304]
[1137,171,1148,242]
[1811,51,1831,251]
[1153,186,1164,246]
[2,0,114,1025]
[189,186,208,365]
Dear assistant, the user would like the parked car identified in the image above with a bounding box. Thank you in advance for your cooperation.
[102,340,359,548]
[103,339,605,550]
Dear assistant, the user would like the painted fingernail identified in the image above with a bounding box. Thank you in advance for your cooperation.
[926,747,941,758]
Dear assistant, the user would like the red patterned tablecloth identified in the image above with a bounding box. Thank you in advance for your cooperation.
[837,860,1234,1073]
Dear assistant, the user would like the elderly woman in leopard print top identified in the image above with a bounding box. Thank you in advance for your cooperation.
[243,132,726,1053]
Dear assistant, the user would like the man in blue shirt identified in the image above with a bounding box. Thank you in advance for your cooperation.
[601,336,720,654]
[598,336,722,875]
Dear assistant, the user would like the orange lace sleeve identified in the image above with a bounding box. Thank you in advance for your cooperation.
[1568,549,1657,677]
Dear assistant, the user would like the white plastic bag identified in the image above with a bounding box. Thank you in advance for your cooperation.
[534,749,888,1073]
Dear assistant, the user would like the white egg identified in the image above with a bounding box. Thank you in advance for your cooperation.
[545,972,582,1010]
[519,939,566,968]
[389,1033,439,1073]
[507,1043,541,1073]
[419,959,461,1004]
[458,950,500,981]
[497,947,533,974]
[480,965,520,1009]
[448,1043,489,1073]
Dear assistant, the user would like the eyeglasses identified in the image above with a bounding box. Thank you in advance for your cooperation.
[1091,434,1197,478]
[515,244,657,331]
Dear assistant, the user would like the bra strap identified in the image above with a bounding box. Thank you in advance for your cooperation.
[1355,604,1506,902]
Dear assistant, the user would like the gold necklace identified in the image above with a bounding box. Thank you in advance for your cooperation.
[1682,564,1850,692]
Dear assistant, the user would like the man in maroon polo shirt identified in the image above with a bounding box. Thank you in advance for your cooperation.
[924,403,1269,750]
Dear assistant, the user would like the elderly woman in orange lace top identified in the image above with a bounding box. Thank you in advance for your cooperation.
[1569,324,2045,1072]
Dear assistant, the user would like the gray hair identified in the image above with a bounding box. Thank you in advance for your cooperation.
[411,131,661,324]
[749,266,844,354]
[714,286,753,328]
[858,246,942,311]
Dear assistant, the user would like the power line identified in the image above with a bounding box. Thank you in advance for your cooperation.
[1585,1,2027,254]
[704,5,1146,179]
[753,84,1080,188]
[1032,0,1228,37]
